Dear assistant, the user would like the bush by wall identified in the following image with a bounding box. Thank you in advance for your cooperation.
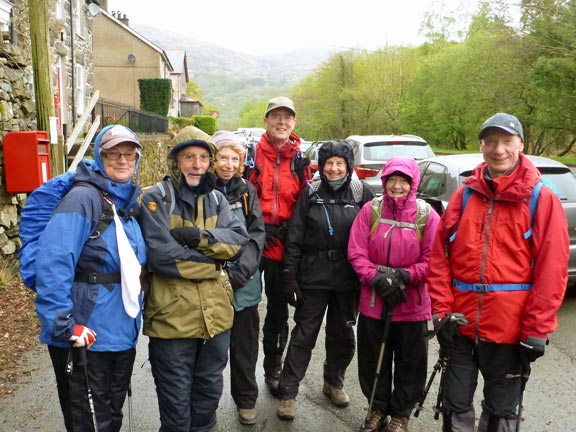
[138,79,172,116]
[192,115,217,135]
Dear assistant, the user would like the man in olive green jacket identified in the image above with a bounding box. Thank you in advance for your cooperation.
[140,127,249,432]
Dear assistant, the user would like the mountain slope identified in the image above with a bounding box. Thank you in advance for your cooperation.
[132,24,333,125]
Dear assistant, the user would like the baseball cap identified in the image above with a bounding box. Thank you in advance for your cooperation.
[100,125,142,150]
[265,96,296,117]
[479,113,524,141]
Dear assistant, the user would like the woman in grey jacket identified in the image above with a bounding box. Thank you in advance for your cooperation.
[212,131,266,425]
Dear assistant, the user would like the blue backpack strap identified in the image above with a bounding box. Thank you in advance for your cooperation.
[523,180,544,240]
[449,186,473,243]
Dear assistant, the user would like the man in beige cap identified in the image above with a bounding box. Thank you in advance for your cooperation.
[247,97,311,396]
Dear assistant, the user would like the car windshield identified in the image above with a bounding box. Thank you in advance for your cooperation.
[540,169,576,201]
[363,143,434,161]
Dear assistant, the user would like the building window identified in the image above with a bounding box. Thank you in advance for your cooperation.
[0,0,13,35]
[54,0,64,20]
[73,0,83,36]
[74,64,85,116]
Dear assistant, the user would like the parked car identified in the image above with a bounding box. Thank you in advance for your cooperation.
[236,127,265,147]
[345,134,435,195]
[303,141,326,175]
[417,153,576,286]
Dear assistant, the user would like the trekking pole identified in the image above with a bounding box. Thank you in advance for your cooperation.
[77,346,99,432]
[364,304,393,427]
[515,365,531,432]
[128,383,134,432]
[433,355,448,420]
[413,355,443,417]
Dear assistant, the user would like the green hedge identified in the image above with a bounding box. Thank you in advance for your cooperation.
[169,116,196,129]
[138,79,171,116]
[192,115,217,135]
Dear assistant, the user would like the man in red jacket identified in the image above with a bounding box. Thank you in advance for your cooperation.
[248,97,311,395]
[427,113,569,432]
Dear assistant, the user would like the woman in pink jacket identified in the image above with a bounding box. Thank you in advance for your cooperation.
[348,157,440,432]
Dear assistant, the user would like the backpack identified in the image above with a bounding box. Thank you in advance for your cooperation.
[369,196,431,241]
[18,172,113,290]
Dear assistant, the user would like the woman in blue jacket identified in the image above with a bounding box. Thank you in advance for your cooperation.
[34,125,146,432]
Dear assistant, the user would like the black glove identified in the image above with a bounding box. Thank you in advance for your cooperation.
[518,338,546,371]
[227,268,247,291]
[435,313,468,353]
[281,270,301,307]
[396,268,410,287]
[370,270,407,307]
[264,224,286,250]
[171,227,201,248]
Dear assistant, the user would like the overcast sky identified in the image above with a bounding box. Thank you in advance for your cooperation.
[106,0,480,55]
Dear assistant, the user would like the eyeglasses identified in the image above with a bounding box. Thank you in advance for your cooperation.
[269,114,295,122]
[180,153,211,163]
[101,150,139,161]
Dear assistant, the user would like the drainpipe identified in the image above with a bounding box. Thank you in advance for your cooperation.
[70,0,75,127]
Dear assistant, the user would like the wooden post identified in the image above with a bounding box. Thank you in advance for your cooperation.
[28,0,63,174]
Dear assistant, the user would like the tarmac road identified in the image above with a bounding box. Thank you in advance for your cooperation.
[1,290,576,432]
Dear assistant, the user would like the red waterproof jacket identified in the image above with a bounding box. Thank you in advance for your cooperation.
[248,132,310,261]
[427,154,569,344]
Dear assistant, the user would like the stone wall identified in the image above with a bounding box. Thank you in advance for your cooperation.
[0,35,35,257]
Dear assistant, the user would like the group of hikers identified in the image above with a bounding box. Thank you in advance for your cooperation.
[27,96,569,432]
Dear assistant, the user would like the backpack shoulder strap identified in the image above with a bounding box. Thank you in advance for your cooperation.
[157,178,176,217]
[350,178,364,204]
[370,196,384,235]
[71,181,113,238]
[524,180,545,240]
[415,198,431,242]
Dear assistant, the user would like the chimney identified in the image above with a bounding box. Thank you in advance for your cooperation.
[119,14,130,27]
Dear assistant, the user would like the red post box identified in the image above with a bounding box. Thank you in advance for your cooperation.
[3,131,51,193]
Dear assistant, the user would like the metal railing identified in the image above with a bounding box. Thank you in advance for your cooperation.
[93,98,168,133]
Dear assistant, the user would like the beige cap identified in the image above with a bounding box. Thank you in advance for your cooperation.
[264,96,296,117]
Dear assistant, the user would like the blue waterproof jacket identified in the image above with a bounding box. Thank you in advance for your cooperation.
[35,126,147,351]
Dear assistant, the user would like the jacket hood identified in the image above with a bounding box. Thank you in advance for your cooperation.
[381,157,420,197]
[318,140,354,181]
[93,124,141,180]
[87,125,142,209]
[166,126,217,185]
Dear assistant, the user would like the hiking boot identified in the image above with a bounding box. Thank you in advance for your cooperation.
[360,409,389,432]
[322,382,350,407]
[385,416,409,432]
[265,374,280,396]
[238,408,257,425]
[277,399,296,421]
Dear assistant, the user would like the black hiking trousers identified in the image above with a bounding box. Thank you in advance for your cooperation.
[48,345,135,432]
[278,289,359,400]
[230,304,260,409]
[261,257,289,376]
[357,315,428,418]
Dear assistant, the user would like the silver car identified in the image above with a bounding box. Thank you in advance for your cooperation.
[417,153,576,286]
[345,134,435,195]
